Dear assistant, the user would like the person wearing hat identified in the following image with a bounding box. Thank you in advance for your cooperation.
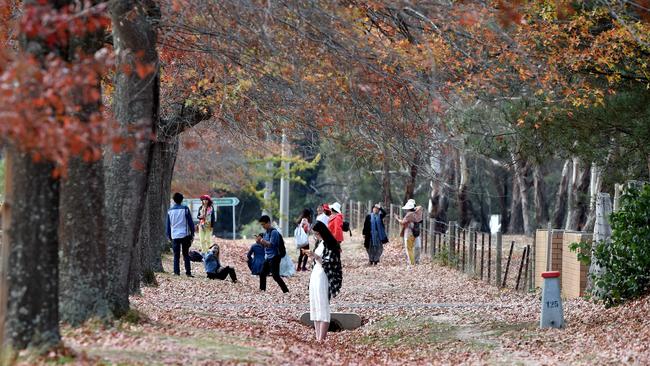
[362,203,388,265]
[197,194,216,252]
[394,199,423,266]
[327,202,344,244]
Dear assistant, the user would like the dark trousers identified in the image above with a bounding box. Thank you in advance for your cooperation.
[259,256,289,293]
[207,267,238,282]
[172,236,192,275]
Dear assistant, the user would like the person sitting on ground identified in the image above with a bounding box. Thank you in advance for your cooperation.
[203,244,238,283]
[247,238,265,275]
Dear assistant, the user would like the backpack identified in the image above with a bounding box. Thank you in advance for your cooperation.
[188,250,203,262]
[274,229,287,258]
[342,221,352,236]
[412,220,422,238]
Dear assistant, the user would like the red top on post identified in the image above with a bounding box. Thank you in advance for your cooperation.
[541,271,561,278]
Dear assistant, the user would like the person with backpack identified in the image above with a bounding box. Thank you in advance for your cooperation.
[256,215,289,293]
[362,203,388,266]
[328,202,344,244]
[394,199,423,266]
[166,192,196,277]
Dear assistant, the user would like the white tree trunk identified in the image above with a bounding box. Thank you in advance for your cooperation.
[588,193,612,294]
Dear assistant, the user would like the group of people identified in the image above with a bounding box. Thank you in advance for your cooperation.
[166,192,423,341]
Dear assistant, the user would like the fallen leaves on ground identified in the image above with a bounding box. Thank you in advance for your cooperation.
[16,234,650,365]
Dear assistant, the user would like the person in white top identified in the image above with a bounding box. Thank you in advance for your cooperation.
[316,203,330,226]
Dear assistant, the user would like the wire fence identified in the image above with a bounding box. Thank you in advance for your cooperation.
[343,200,535,293]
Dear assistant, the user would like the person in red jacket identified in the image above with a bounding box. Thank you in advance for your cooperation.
[328,202,344,244]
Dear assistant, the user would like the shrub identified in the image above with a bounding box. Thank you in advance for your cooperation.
[587,185,650,307]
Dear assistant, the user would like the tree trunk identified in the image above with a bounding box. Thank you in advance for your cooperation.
[533,164,549,228]
[59,157,111,324]
[490,166,509,233]
[4,148,61,350]
[105,0,159,316]
[458,151,473,228]
[59,4,111,325]
[403,151,419,204]
[583,162,606,232]
[381,146,393,207]
[508,172,523,234]
[551,159,570,229]
[428,152,451,232]
[512,153,531,235]
[565,158,591,231]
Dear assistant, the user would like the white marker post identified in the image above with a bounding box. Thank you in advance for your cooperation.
[540,271,564,329]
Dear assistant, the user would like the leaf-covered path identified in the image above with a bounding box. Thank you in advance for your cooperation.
[24,234,650,365]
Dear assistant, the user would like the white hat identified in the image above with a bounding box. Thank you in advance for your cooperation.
[330,202,342,213]
[402,199,416,210]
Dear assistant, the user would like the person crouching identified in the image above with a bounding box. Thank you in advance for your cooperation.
[203,244,238,283]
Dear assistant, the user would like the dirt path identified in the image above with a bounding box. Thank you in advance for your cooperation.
[16,234,650,365]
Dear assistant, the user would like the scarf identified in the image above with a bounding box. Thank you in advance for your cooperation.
[370,213,386,247]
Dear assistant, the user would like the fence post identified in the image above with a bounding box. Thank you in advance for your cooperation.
[467,229,473,274]
[488,233,492,283]
[357,201,362,231]
[496,231,502,287]
[448,221,456,265]
[546,222,553,271]
[389,204,395,238]
[481,233,485,281]
[515,245,528,290]
[502,240,515,288]
[530,234,536,290]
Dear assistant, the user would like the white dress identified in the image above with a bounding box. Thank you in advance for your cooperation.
[309,242,330,322]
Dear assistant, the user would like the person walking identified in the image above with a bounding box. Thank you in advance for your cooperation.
[316,203,330,226]
[197,194,216,252]
[166,192,195,277]
[327,202,344,244]
[302,221,342,341]
[295,208,312,271]
[362,203,388,265]
[394,199,423,266]
[256,215,289,293]
[203,244,238,283]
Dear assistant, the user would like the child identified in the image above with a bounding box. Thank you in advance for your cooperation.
[247,238,265,275]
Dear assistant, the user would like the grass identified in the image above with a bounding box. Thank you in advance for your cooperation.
[359,316,536,354]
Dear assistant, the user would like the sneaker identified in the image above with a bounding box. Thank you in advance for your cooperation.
[186,274,194,278]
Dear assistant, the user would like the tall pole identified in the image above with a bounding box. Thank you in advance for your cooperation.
[263,160,273,219]
[279,131,290,237]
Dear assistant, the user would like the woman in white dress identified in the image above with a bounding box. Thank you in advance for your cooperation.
[302,221,342,341]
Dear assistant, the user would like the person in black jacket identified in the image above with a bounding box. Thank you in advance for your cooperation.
[362,203,388,265]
